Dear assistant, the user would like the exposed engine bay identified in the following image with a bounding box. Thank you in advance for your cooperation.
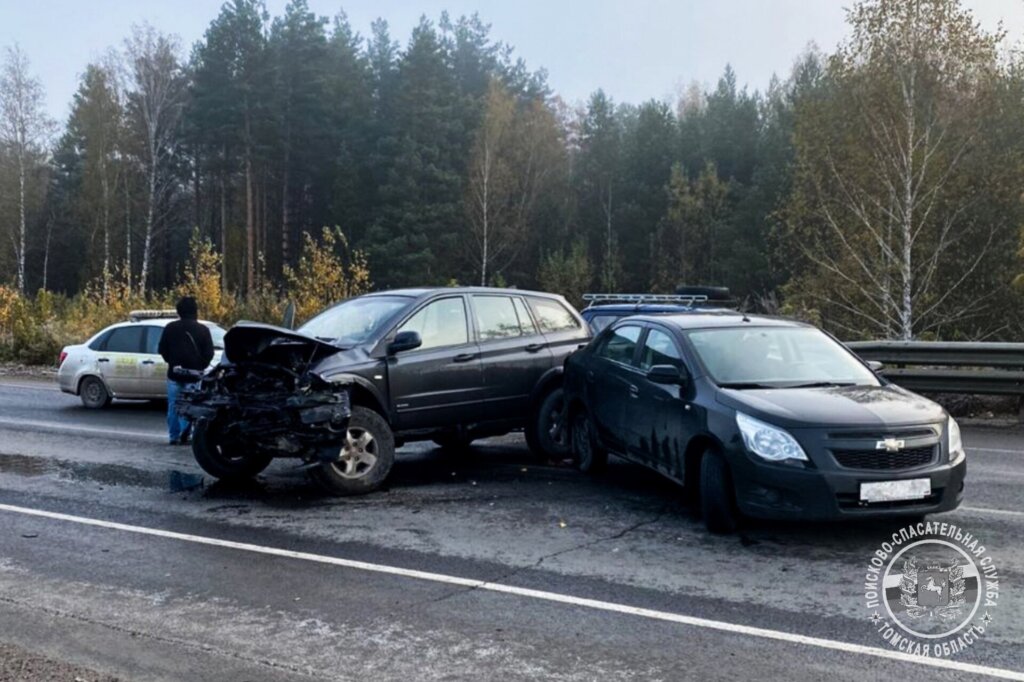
[178,323,351,462]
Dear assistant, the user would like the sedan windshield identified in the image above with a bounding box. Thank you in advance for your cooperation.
[687,326,879,388]
[298,295,411,345]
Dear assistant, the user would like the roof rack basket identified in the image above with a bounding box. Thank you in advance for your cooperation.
[582,293,710,307]
[128,309,179,322]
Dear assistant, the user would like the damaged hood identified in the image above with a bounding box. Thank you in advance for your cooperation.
[223,322,345,365]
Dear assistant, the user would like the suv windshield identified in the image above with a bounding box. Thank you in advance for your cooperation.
[687,326,878,388]
[298,295,411,345]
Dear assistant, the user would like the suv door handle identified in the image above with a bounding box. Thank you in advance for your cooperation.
[586,370,595,383]
[452,353,477,363]
[628,384,639,398]
[525,343,546,353]
[141,359,156,365]
[97,358,110,363]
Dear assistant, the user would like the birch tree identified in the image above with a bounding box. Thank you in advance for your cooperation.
[124,25,185,295]
[784,0,1005,339]
[0,45,53,293]
[466,79,515,285]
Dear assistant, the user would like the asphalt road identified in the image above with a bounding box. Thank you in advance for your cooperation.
[0,378,1022,681]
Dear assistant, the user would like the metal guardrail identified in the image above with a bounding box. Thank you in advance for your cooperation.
[846,341,1024,398]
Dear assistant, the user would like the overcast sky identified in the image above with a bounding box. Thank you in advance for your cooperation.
[2,0,1022,123]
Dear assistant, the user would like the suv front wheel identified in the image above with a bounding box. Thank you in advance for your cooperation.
[310,406,395,495]
[526,386,571,461]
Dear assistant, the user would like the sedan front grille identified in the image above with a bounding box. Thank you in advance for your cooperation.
[831,446,935,471]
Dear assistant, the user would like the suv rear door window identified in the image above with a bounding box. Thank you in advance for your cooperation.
[104,326,145,353]
[513,297,538,335]
[473,295,525,340]
[398,297,469,350]
[528,298,580,333]
[594,325,641,366]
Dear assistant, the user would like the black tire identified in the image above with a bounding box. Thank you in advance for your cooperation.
[700,450,739,534]
[571,409,607,474]
[309,406,395,496]
[79,376,111,409]
[191,418,273,481]
[526,386,570,460]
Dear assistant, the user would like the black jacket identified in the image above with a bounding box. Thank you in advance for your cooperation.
[158,317,215,382]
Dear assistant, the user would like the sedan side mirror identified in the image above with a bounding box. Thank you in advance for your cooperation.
[647,364,686,385]
[388,330,422,355]
[867,360,884,372]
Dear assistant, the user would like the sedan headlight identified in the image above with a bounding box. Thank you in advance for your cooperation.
[947,416,965,462]
[736,412,808,462]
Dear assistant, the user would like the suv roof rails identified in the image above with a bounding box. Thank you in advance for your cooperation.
[128,309,178,322]
[582,293,710,307]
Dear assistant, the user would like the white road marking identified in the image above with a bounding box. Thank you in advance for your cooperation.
[968,446,1023,456]
[960,506,1024,518]
[0,417,163,442]
[0,503,1021,680]
[0,380,60,392]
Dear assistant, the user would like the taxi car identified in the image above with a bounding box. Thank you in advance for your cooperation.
[57,311,226,408]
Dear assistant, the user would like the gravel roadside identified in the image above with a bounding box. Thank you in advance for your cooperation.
[0,643,119,682]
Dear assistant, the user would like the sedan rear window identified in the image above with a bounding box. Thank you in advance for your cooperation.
[594,325,642,365]
[104,326,145,353]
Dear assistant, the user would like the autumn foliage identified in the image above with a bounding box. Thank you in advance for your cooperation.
[0,228,372,364]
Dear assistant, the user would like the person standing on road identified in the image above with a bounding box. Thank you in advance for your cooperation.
[158,296,214,445]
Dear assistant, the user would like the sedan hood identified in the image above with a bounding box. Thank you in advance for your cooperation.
[717,383,945,429]
[223,322,345,365]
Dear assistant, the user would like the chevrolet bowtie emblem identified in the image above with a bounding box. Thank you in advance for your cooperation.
[876,438,905,452]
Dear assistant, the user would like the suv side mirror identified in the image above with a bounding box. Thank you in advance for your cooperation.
[867,360,884,372]
[647,364,686,385]
[388,330,422,355]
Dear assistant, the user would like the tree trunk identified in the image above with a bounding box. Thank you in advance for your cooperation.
[220,146,228,287]
[244,110,255,294]
[480,146,489,286]
[281,162,290,275]
[899,72,916,341]
[17,149,25,293]
[101,165,110,297]
[140,160,156,296]
[42,216,52,291]
[125,175,132,290]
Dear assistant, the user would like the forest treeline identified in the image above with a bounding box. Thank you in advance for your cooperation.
[2,0,1024,348]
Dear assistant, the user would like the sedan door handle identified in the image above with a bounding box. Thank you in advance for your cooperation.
[586,370,595,383]
[97,358,110,363]
[525,343,546,353]
[141,360,156,365]
[628,384,639,398]
[452,353,477,363]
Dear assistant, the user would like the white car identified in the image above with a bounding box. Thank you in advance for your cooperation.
[57,311,226,408]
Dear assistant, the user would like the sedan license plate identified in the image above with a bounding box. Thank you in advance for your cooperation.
[859,478,931,503]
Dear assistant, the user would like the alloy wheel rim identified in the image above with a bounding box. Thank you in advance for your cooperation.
[333,427,378,479]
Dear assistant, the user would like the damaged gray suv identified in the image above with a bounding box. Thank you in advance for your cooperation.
[180,287,588,494]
